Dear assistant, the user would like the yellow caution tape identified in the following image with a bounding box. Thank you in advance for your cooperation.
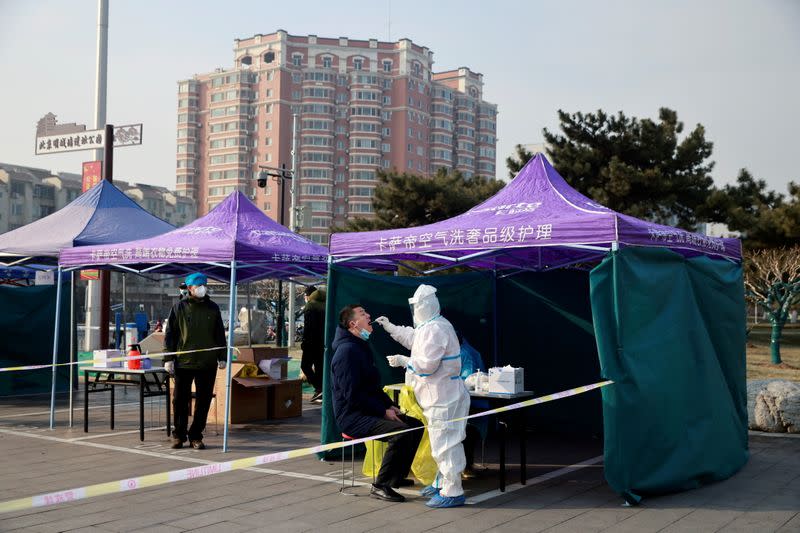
[0,346,237,373]
[0,380,613,513]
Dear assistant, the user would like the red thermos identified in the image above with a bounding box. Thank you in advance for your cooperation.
[127,344,142,370]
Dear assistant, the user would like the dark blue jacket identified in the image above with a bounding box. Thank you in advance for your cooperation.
[330,326,394,437]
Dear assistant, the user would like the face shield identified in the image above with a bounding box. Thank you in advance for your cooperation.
[408,284,440,327]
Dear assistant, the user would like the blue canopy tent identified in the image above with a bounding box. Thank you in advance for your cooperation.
[0,180,174,425]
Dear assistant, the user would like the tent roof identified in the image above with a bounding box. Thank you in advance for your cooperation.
[58,191,328,282]
[329,154,741,271]
[0,180,174,264]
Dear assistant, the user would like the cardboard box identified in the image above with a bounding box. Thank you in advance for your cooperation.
[173,364,301,425]
[214,363,271,424]
[92,349,124,368]
[232,346,288,364]
[488,366,525,394]
[138,332,165,357]
[267,379,302,419]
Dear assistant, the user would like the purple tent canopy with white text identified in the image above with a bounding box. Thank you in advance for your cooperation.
[59,191,328,282]
[329,154,741,270]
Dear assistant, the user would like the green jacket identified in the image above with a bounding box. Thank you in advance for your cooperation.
[164,296,226,370]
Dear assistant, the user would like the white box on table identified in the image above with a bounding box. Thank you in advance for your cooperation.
[92,349,124,368]
[487,366,524,394]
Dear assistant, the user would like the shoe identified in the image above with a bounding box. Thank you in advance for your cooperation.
[426,494,466,508]
[420,484,440,497]
[170,437,185,449]
[190,440,206,450]
[391,478,415,488]
[310,391,322,402]
[312,395,323,405]
[369,484,405,502]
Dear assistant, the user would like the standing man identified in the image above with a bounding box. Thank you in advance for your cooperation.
[301,285,326,404]
[331,304,423,502]
[375,284,470,508]
[164,273,226,450]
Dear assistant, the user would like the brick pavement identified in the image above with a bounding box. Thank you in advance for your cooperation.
[0,390,798,532]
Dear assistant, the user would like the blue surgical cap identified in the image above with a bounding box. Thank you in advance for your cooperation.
[184,272,208,286]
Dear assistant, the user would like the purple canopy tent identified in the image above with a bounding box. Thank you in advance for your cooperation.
[59,191,328,450]
[330,154,740,272]
[327,154,747,502]
[0,179,175,429]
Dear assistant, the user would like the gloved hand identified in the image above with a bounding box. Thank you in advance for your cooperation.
[374,316,395,332]
[164,361,175,375]
[386,354,409,368]
[218,360,226,370]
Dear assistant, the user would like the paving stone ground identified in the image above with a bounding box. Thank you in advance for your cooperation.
[0,389,798,532]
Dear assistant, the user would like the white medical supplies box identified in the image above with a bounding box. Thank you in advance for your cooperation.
[487,366,524,394]
[92,349,124,368]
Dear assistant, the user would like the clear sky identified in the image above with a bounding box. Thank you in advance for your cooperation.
[1,0,798,194]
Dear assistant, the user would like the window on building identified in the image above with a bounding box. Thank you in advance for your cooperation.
[264,51,275,63]
[383,60,392,73]
[292,54,302,67]
[322,56,332,68]
[265,121,272,130]
[353,58,363,71]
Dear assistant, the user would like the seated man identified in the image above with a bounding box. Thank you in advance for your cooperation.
[331,303,423,503]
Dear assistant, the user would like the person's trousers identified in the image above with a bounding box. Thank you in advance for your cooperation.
[300,347,323,392]
[368,414,423,487]
[173,367,217,441]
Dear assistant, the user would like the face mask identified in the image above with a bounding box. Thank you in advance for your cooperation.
[193,285,207,299]
[359,328,371,340]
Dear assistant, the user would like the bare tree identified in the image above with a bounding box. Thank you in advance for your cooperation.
[744,246,800,364]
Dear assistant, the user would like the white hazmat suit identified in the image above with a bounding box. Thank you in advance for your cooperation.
[377,284,470,498]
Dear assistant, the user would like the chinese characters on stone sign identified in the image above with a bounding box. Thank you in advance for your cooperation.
[377,224,554,252]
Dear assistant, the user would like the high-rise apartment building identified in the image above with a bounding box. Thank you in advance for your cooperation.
[177,30,498,245]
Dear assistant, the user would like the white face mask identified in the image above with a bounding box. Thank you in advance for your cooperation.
[192,285,207,299]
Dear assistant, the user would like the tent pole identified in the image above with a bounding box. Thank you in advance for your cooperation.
[69,271,76,427]
[246,283,252,347]
[49,266,63,429]
[222,261,237,453]
[492,268,498,367]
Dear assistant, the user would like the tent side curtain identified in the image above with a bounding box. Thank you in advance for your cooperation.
[0,283,71,396]
[590,247,748,502]
[319,264,495,458]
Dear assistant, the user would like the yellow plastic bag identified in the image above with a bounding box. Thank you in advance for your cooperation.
[362,385,438,485]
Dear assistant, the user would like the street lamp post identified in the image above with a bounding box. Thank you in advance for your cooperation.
[256,164,293,346]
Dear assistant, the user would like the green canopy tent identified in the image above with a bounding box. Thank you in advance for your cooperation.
[323,155,747,503]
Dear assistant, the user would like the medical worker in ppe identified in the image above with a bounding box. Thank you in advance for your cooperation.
[374,284,470,508]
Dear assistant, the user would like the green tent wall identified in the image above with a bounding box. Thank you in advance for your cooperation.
[0,282,71,396]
